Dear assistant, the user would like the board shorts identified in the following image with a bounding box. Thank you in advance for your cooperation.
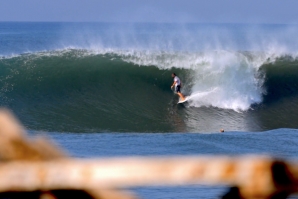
[176,85,181,93]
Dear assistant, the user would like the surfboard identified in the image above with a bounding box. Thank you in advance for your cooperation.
[178,96,189,104]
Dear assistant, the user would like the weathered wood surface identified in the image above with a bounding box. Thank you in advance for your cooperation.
[0,110,65,161]
[0,109,297,199]
[0,157,297,198]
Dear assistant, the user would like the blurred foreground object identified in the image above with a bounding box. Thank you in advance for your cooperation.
[0,109,297,199]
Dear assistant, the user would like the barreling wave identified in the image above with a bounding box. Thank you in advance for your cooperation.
[0,49,297,132]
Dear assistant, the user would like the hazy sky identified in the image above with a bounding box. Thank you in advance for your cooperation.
[1,0,298,24]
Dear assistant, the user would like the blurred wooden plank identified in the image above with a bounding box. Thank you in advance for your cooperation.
[0,156,296,198]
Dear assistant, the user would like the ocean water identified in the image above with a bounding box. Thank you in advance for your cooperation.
[2,22,298,198]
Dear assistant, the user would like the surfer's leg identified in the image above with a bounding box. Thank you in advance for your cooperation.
[177,92,185,101]
[176,86,185,100]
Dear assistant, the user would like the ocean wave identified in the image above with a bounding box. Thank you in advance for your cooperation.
[0,49,297,132]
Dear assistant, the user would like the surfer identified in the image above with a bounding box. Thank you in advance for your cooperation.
[171,73,186,101]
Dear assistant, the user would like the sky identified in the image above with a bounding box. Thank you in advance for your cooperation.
[0,0,298,24]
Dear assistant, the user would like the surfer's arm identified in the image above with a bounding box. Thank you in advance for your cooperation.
[171,81,177,88]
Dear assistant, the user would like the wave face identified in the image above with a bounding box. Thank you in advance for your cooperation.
[0,51,177,132]
[0,49,297,132]
[1,22,298,132]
